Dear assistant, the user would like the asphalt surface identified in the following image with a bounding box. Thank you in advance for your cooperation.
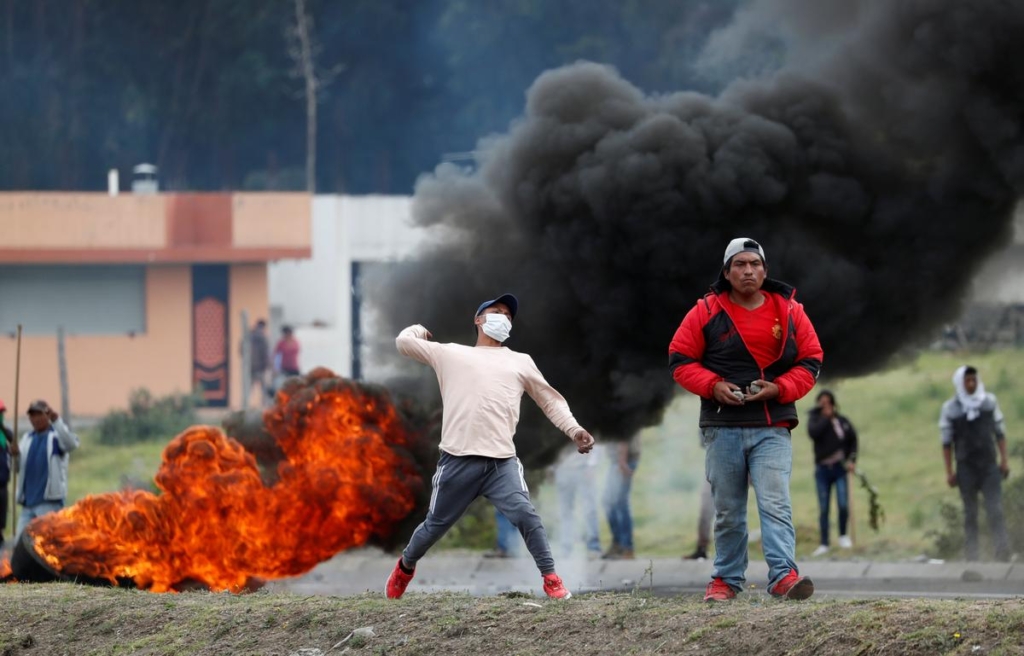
[268,549,1024,600]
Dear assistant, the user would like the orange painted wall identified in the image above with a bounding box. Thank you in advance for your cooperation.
[0,266,193,418]
[0,192,310,263]
[232,193,311,249]
[228,264,270,409]
[0,193,166,249]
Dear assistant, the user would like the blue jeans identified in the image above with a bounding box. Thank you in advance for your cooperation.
[703,426,796,591]
[16,500,64,540]
[495,509,521,555]
[814,462,849,546]
[603,458,639,550]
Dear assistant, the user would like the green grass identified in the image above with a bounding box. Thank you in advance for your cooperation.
[533,348,1024,560]
[67,435,168,502]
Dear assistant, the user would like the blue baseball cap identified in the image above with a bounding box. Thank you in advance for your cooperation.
[475,293,519,320]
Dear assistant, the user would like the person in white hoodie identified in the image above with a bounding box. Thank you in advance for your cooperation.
[385,293,595,600]
[940,365,1011,562]
[16,399,80,540]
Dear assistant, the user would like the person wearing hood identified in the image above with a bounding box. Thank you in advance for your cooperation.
[386,293,595,601]
[940,365,1011,562]
[668,238,823,601]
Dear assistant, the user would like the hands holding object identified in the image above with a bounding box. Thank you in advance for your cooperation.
[714,379,779,406]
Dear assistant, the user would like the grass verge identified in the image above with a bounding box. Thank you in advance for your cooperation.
[0,584,1021,656]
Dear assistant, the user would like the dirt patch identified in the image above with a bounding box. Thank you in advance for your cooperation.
[0,584,1020,655]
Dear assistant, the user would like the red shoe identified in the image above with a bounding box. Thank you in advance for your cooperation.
[703,577,737,602]
[543,573,572,599]
[385,558,414,599]
[769,569,814,600]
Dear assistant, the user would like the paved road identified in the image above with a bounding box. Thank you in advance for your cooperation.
[267,549,1024,600]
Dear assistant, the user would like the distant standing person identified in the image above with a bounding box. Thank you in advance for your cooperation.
[16,399,80,539]
[807,390,858,557]
[246,319,272,406]
[602,435,640,560]
[484,509,520,559]
[386,293,595,600]
[274,325,301,377]
[669,237,823,601]
[553,442,602,559]
[940,365,1011,562]
[0,400,13,546]
[683,479,714,561]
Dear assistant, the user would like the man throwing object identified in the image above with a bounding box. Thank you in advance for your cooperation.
[387,293,595,600]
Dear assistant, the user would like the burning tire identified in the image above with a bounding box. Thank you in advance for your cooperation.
[10,528,134,587]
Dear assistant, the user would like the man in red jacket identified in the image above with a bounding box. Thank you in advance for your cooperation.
[668,238,823,601]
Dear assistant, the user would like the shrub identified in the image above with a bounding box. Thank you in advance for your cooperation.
[96,388,203,445]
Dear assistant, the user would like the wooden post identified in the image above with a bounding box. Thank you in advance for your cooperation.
[10,325,22,536]
[58,326,70,424]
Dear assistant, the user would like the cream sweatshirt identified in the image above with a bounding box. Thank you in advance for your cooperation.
[396,325,583,458]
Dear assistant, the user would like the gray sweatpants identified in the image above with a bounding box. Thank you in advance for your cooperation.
[403,451,556,574]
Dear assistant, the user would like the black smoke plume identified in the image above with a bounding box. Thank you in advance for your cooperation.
[370,0,1024,464]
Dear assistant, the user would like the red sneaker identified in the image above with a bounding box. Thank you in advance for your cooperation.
[543,573,572,599]
[703,577,737,602]
[385,558,414,599]
[769,569,814,600]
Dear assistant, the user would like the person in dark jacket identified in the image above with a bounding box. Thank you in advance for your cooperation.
[806,390,858,557]
[669,237,823,601]
[0,399,13,546]
[245,319,271,407]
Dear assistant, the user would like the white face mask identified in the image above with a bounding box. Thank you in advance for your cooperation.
[480,313,512,343]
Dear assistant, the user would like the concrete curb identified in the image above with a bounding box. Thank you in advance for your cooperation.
[267,549,1023,598]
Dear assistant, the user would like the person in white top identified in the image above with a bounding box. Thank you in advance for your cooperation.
[385,293,595,600]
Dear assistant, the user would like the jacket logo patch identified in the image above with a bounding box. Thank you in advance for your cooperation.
[772,321,782,340]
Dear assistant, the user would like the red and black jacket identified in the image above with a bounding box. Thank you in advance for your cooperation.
[668,278,823,428]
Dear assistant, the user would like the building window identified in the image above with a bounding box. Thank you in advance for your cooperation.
[0,265,146,335]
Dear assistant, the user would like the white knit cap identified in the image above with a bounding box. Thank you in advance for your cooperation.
[723,237,766,265]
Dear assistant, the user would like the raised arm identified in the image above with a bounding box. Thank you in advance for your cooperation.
[395,324,441,367]
[806,408,829,442]
[51,416,80,454]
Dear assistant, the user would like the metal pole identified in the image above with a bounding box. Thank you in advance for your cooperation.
[10,325,22,537]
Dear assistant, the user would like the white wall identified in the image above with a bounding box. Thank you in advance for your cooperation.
[268,194,430,378]
[970,202,1024,304]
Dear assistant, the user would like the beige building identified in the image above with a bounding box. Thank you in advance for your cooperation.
[0,192,311,416]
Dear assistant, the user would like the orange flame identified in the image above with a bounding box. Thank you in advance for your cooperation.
[18,370,423,592]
